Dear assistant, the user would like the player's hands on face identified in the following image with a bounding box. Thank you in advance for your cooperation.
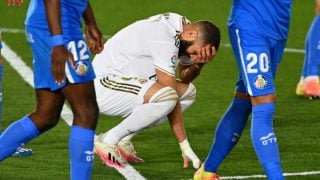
[85,25,104,54]
[51,46,75,84]
[7,0,23,6]
[191,45,216,64]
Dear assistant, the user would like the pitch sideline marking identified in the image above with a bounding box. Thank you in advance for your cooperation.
[1,41,146,180]
[219,170,320,179]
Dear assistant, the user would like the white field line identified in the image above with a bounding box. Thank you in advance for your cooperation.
[2,28,306,54]
[2,41,145,180]
[218,170,320,179]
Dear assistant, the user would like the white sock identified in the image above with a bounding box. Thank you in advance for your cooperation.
[102,101,176,145]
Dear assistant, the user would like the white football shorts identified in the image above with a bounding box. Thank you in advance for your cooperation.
[94,74,155,117]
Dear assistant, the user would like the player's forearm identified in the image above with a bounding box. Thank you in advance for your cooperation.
[44,0,62,35]
[167,101,187,142]
[179,63,204,83]
[82,2,98,27]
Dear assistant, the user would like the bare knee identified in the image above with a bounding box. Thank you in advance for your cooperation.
[72,100,99,129]
[29,111,61,132]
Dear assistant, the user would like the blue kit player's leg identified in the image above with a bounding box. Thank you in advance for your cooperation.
[196,24,285,179]
[0,116,40,160]
[302,15,320,78]
[0,31,33,157]
[204,96,251,172]
[233,26,285,179]
[69,126,95,180]
[296,15,320,97]
[0,29,3,133]
[27,25,98,179]
[0,39,3,133]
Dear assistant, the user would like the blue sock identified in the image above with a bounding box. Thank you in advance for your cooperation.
[205,98,251,172]
[0,116,40,161]
[302,15,320,77]
[69,125,95,180]
[251,103,284,179]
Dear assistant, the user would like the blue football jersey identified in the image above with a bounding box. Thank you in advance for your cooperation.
[25,0,88,40]
[228,0,293,40]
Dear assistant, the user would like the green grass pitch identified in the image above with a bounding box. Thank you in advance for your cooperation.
[1,0,320,179]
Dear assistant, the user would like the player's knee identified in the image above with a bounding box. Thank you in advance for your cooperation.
[180,83,196,111]
[29,112,60,132]
[73,101,99,129]
[149,86,178,112]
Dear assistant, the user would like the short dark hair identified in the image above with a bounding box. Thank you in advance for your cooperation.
[195,20,221,51]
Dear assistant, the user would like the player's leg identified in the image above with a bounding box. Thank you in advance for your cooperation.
[94,75,150,164]
[97,80,178,167]
[0,89,64,161]
[112,81,194,155]
[178,81,196,112]
[152,81,196,126]
[295,35,309,96]
[0,26,66,160]
[0,33,33,157]
[202,90,251,170]
[299,15,320,97]
[195,25,253,179]
[0,32,3,133]
[245,36,285,178]
[61,81,98,179]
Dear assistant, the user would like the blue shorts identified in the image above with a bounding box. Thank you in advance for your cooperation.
[25,26,95,91]
[228,24,286,96]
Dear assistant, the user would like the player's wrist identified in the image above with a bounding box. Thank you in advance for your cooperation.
[51,34,64,47]
[193,63,204,69]
[179,139,191,151]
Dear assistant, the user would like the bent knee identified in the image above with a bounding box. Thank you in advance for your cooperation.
[180,83,196,111]
[149,86,178,110]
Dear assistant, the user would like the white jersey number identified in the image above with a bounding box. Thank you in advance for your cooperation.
[246,52,269,73]
[67,40,90,61]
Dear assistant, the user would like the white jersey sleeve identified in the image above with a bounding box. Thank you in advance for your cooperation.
[148,41,178,77]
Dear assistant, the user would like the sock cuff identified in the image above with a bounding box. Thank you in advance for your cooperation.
[253,103,275,113]
[70,126,95,140]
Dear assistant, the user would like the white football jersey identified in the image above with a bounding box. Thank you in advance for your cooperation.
[93,13,190,80]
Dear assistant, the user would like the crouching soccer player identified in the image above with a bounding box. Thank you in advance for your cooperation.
[91,13,221,169]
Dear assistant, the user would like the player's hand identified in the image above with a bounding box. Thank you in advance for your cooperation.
[51,46,75,84]
[7,0,23,6]
[191,45,216,64]
[85,25,104,54]
[179,139,201,169]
